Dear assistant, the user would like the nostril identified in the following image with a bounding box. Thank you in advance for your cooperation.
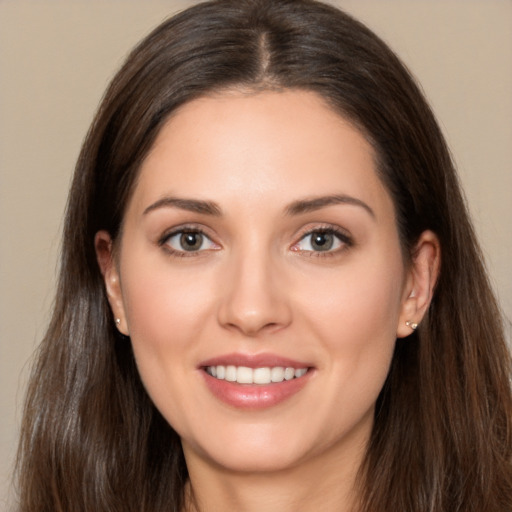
[216,259,293,335]
[224,319,282,337]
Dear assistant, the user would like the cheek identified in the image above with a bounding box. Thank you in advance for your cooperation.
[118,251,217,381]
[123,270,211,346]
[119,263,216,427]
[303,250,403,327]
[297,247,405,376]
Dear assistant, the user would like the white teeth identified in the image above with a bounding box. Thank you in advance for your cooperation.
[225,365,237,382]
[206,365,308,384]
[270,367,284,382]
[237,366,253,384]
[284,367,295,380]
[216,365,226,379]
[253,367,271,384]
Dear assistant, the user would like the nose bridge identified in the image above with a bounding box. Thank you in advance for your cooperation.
[218,235,291,336]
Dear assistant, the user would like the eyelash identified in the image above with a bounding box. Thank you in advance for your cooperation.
[291,226,353,257]
[158,224,353,258]
[158,225,218,258]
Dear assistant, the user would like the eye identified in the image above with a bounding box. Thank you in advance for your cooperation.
[292,228,351,254]
[162,229,218,253]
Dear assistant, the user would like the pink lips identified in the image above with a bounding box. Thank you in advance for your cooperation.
[199,353,313,409]
[200,353,311,369]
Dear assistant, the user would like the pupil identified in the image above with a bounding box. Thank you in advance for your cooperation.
[312,232,333,251]
[180,232,202,251]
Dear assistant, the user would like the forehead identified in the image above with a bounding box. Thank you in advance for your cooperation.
[129,89,393,219]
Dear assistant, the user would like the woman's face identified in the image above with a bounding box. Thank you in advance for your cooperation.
[98,90,431,475]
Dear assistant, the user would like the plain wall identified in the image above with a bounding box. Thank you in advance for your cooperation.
[1,1,511,507]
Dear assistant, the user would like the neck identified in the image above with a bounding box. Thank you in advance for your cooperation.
[182,435,366,512]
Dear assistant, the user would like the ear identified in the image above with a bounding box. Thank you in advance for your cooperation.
[95,230,129,336]
[396,230,440,338]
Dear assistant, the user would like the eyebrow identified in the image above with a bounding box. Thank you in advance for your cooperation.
[285,194,375,219]
[142,193,375,219]
[143,197,222,216]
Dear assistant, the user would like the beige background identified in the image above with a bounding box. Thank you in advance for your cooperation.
[1,1,511,508]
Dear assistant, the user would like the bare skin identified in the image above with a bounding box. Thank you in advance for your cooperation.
[96,90,440,512]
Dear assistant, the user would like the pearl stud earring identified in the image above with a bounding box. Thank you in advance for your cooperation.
[405,320,418,330]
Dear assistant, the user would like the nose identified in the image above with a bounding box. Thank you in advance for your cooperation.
[217,247,292,337]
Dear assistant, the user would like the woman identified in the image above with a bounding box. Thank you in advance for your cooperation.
[16,0,512,511]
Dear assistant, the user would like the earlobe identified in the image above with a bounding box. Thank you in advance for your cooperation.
[94,230,129,336]
[397,230,440,338]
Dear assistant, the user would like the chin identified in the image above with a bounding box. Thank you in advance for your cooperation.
[181,428,312,474]
[206,448,307,474]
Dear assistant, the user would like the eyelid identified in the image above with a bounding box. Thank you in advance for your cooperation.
[158,224,221,255]
[157,222,352,257]
[290,224,353,255]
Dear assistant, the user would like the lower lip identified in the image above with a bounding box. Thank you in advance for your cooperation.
[201,370,312,409]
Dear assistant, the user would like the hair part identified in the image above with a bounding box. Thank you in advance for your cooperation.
[16,1,512,511]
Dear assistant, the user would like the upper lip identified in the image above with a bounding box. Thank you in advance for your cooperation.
[199,352,312,369]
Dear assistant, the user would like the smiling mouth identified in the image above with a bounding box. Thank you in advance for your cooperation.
[205,365,309,385]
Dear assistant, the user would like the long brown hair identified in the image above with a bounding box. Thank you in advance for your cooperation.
[16,1,512,510]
